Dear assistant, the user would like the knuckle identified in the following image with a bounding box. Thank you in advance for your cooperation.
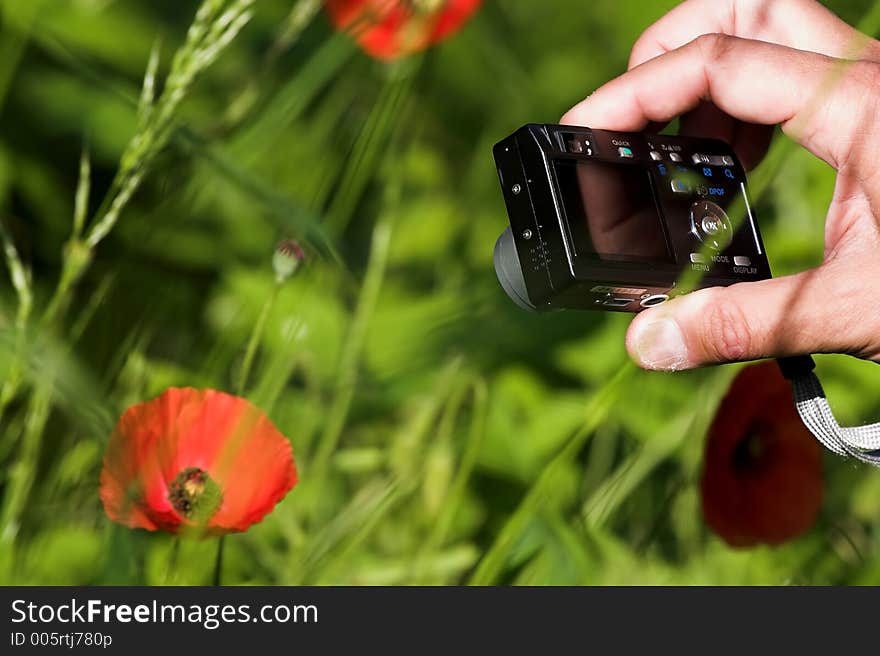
[835,60,880,171]
[851,59,880,91]
[700,292,753,362]
[691,32,736,63]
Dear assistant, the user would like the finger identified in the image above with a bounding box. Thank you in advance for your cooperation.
[624,267,858,370]
[677,102,773,171]
[628,0,880,70]
[678,101,736,144]
[729,121,774,172]
[561,35,880,171]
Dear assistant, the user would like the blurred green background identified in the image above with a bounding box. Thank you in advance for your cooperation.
[1,0,880,585]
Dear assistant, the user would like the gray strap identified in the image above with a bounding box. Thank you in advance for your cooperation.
[791,370,880,466]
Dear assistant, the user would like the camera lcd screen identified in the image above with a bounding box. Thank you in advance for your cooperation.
[553,159,673,263]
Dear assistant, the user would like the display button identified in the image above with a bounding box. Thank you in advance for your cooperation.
[734,256,752,266]
[650,151,662,161]
[618,147,634,158]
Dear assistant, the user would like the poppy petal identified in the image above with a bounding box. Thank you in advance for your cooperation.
[700,362,823,547]
[325,0,482,60]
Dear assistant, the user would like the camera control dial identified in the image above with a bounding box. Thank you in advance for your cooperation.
[690,200,733,250]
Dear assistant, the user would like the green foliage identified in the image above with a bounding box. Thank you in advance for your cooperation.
[0,0,879,586]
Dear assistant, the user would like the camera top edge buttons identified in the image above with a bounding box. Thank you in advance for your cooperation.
[692,153,735,166]
[617,146,634,158]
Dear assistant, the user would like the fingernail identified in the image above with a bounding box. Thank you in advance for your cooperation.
[632,318,689,371]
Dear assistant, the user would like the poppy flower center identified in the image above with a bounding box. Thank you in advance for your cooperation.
[406,0,446,14]
[730,421,776,474]
[168,467,223,524]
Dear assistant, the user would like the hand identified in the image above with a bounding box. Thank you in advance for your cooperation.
[562,0,880,371]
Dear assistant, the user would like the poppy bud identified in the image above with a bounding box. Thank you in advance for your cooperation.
[273,239,305,283]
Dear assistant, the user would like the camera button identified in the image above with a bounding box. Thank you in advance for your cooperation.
[669,153,682,162]
[734,256,752,266]
[650,151,662,161]
[691,201,733,250]
[701,215,725,235]
[690,253,707,264]
[671,178,690,194]
[618,147,634,158]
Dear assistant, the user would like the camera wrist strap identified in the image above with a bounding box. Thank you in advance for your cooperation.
[778,356,880,466]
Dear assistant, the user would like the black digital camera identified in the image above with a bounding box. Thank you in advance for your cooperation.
[492,124,770,312]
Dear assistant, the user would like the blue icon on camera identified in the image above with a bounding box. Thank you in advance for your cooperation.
[657,164,667,176]
[702,167,713,177]
[671,179,689,194]
[724,168,735,179]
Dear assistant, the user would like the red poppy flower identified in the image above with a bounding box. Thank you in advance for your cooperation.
[100,388,297,535]
[700,362,823,548]
[325,0,482,60]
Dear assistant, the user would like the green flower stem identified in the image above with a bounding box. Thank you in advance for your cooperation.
[164,537,181,585]
[468,365,635,585]
[0,220,32,426]
[0,383,52,545]
[41,240,93,329]
[310,220,391,496]
[412,377,487,584]
[212,535,225,586]
[236,281,281,396]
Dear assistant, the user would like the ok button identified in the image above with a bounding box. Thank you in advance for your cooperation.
[690,200,733,250]
[701,215,724,235]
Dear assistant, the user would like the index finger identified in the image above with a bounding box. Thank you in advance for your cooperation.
[561,34,879,171]
[628,0,880,69]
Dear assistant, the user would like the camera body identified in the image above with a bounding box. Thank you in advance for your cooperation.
[493,124,771,312]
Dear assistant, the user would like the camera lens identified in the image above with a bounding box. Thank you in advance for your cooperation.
[493,227,536,311]
[690,201,732,250]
